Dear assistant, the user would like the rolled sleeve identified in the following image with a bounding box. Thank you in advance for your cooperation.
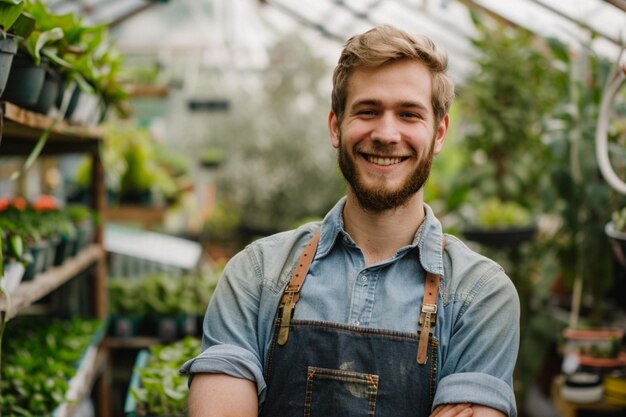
[179,246,269,402]
[181,344,267,399]
[438,253,520,417]
[433,373,517,417]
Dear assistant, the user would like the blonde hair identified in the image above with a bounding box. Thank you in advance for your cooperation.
[331,25,454,125]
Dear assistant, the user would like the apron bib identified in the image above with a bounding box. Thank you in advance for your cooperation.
[260,229,440,417]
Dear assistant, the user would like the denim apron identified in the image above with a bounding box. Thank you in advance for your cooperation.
[260,229,441,417]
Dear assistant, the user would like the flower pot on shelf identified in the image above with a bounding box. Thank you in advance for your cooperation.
[22,240,49,280]
[25,65,61,115]
[1,260,25,293]
[0,50,46,107]
[0,34,18,97]
[462,224,537,248]
[54,78,80,120]
[53,234,77,266]
[110,314,143,338]
[69,90,102,126]
[563,327,625,369]
[147,314,197,341]
[44,235,59,270]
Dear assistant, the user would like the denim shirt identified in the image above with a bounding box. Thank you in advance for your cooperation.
[181,198,520,417]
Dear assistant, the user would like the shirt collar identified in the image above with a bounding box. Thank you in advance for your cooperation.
[316,197,445,278]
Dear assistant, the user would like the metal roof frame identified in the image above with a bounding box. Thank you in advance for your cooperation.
[47,0,168,27]
[262,0,626,60]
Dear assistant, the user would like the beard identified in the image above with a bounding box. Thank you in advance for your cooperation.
[337,132,435,213]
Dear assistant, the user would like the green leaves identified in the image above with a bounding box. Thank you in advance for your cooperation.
[1,317,103,415]
[23,25,62,64]
[131,337,201,416]
[0,0,23,34]
[108,269,220,316]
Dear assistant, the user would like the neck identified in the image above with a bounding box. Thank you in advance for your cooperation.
[343,192,426,266]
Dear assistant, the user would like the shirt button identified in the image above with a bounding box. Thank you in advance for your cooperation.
[355,321,360,326]
[360,275,367,283]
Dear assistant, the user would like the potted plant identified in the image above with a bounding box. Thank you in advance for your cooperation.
[65,204,97,253]
[0,198,44,280]
[0,0,23,96]
[126,337,201,417]
[461,197,536,247]
[562,327,625,368]
[108,277,146,337]
[73,123,183,206]
[0,200,31,293]
[199,147,224,169]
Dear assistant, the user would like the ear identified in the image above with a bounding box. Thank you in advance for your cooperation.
[328,110,340,149]
[433,114,449,155]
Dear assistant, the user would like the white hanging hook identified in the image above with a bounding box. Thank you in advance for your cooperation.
[595,46,626,194]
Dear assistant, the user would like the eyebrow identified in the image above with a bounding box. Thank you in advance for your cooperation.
[350,99,429,112]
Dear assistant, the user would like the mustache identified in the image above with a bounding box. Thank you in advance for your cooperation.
[354,143,417,157]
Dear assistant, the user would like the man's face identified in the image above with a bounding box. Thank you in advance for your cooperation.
[329,60,448,212]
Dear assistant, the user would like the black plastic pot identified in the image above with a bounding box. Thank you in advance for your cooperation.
[462,224,537,248]
[64,83,81,119]
[1,50,46,107]
[0,35,18,97]
[25,65,61,114]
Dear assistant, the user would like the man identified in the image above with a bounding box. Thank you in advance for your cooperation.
[182,25,520,417]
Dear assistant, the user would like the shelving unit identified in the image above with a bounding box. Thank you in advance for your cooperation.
[0,244,105,319]
[0,102,110,417]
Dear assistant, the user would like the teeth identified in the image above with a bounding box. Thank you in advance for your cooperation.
[366,156,403,166]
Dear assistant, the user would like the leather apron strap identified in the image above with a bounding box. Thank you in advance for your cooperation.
[417,271,440,364]
[277,228,321,345]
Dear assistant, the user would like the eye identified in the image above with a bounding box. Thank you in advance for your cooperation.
[400,112,422,120]
[358,109,377,117]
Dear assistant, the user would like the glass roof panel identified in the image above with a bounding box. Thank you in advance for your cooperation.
[47,0,167,26]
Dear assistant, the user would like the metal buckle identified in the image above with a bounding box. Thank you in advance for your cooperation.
[419,304,438,329]
[421,303,437,314]
[284,284,301,294]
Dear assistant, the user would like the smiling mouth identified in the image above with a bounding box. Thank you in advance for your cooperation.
[363,154,407,166]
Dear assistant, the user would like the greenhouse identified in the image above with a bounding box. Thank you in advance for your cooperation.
[0,0,626,416]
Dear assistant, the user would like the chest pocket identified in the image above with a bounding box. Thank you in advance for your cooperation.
[304,366,379,417]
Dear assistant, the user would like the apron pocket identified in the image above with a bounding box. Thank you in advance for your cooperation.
[304,366,379,417]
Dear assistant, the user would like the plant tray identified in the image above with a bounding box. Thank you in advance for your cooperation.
[125,349,149,416]
[51,318,108,417]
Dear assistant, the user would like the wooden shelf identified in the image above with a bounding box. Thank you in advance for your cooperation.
[107,336,165,349]
[104,205,167,229]
[0,244,104,319]
[0,101,103,155]
[0,100,111,416]
[126,84,169,98]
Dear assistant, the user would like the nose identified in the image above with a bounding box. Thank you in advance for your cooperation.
[371,112,401,144]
